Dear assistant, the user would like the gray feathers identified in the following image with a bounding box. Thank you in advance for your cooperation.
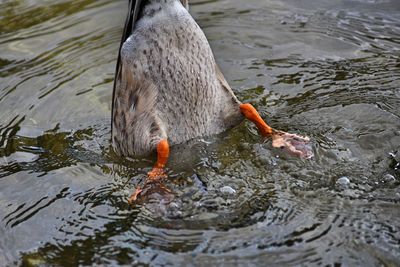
[112,0,242,156]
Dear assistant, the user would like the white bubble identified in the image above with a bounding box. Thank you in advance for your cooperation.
[336,176,350,189]
[219,186,236,195]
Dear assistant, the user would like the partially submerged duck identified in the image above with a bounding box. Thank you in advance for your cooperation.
[111,0,312,203]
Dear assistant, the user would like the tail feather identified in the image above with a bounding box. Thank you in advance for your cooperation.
[115,0,146,79]
[112,0,147,133]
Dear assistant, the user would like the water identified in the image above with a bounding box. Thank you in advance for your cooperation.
[0,0,399,266]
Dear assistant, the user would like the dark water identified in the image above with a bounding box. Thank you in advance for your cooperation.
[1,0,399,266]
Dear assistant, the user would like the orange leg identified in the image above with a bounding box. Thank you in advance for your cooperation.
[240,103,313,158]
[128,139,170,204]
[147,139,169,180]
[240,103,273,136]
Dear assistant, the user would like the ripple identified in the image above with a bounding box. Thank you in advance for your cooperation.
[0,0,121,134]
[3,187,70,228]
[0,116,25,155]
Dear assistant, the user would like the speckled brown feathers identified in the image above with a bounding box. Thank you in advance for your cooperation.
[112,0,243,156]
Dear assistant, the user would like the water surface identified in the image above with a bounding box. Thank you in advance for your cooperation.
[0,0,399,266]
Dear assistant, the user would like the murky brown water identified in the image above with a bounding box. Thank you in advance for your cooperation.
[1,0,399,266]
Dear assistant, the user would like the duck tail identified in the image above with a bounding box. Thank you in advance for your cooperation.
[116,0,146,67]
[112,0,147,132]
[121,0,147,45]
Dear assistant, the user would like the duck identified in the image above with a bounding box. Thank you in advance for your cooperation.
[111,0,312,203]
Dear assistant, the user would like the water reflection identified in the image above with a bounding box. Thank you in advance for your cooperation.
[0,0,399,266]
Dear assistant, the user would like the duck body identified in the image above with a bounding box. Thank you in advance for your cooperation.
[112,0,242,156]
[112,0,312,203]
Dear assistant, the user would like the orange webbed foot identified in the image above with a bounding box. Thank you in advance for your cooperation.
[271,130,313,159]
[128,168,168,205]
[127,139,171,205]
[147,167,167,182]
[128,187,143,204]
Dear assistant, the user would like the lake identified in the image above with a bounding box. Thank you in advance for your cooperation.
[0,0,399,266]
